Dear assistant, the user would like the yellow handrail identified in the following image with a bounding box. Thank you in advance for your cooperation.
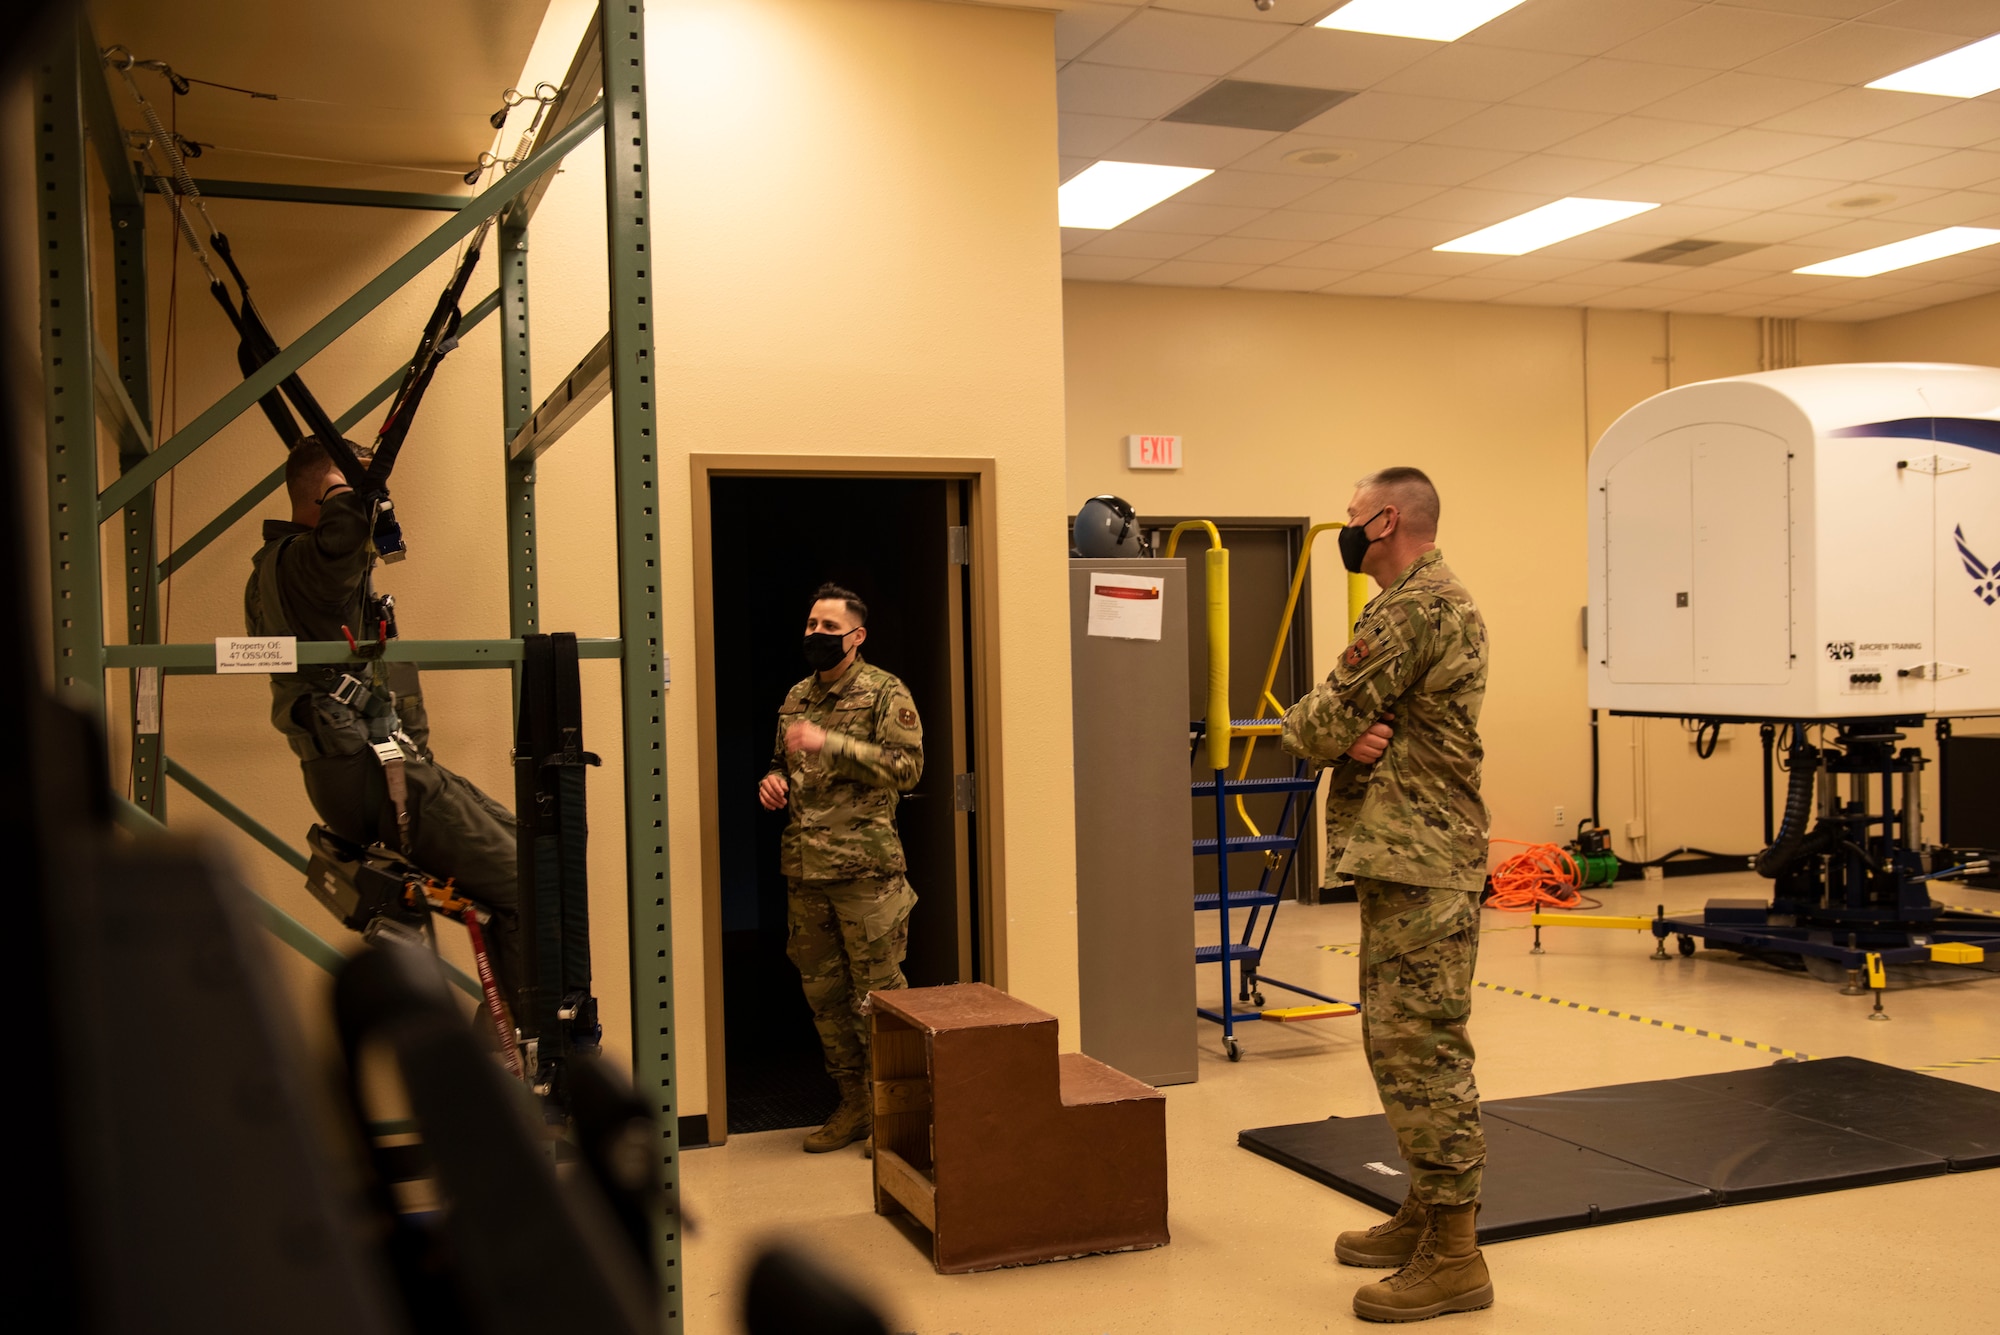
[1233,523,1369,835]
[1165,521,1231,772]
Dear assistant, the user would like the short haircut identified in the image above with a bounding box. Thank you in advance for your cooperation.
[1357,465,1440,538]
[284,436,350,506]
[812,582,868,626]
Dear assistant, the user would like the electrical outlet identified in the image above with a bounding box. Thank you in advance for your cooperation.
[1554,805,1564,829]
[1625,819,1646,839]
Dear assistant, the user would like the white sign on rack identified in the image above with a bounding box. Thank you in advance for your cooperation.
[1126,433,1182,470]
[1086,573,1165,641]
[215,635,297,674]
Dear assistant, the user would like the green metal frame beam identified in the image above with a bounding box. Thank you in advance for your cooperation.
[92,334,151,455]
[504,4,604,229]
[80,18,141,209]
[508,333,609,463]
[597,2,681,1319]
[499,221,539,645]
[157,288,501,580]
[96,101,605,525]
[105,637,623,674]
[143,176,468,212]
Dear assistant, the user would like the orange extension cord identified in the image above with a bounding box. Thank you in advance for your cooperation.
[1485,839,1601,912]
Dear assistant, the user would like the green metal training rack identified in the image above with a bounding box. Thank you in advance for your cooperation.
[32,6,683,1324]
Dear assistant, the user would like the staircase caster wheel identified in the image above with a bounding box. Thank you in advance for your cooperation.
[1678,934,1696,957]
[1225,1037,1243,1062]
[1251,991,1267,1007]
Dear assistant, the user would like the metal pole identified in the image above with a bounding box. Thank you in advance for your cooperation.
[499,219,539,683]
[37,26,105,709]
[597,3,682,1321]
[111,187,165,813]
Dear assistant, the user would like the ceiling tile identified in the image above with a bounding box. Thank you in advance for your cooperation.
[1229,209,1374,240]
[1581,163,1749,202]
[1616,263,1768,290]
[1077,230,1210,259]
[1296,92,1488,142]
[1707,241,1842,270]
[1425,104,1613,153]
[1055,4,1140,64]
[1663,127,1845,172]
[1679,175,1847,208]
[1877,190,2000,225]
[1121,200,1271,234]
[1107,120,1279,168]
[1784,182,1945,213]
[1374,43,1584,102]
[1058,112,1149,158]
[1287,239,1421,270]
[1224,131,1407,175]
[1713,2,1883,19]
[1059,155,1097,184]
[1874,148,2000,190]
[1791,216,1964,250]
[1290,178,1448,214]
[1873,101,2000,150]
[1694,210,1852,241]
[1587,286,1707,308]
[1057,62,1215,119]
[1768,139,1953,178]
[1320,272,1440,296]
[1728,272,1846,295]
[1231,28,1436,91]
[1463,153,1633,192]
[1660,291,1770,312]
[1397,186,1563,224]
[1226,265,1360,292]
[1473,255,1603,280]
[1755,87,1947,138]
[1181,234,1317,264]
[1605,6,1837,70]
[1637,72,1844,127]
[1565,260,1686,286]
[1468,0,1702,58]
[1155,0,1333,23]
[1550,117,1733,165]
[1376,250,1506,276]
[1061,227,1099,253]
[1737,23,1968,84]
[1084,8,1291,76]
[1338,215,1476,248]
[1859,1,2000,38]
[1176,169,1329,208]
[1349,143,1525,186]
[1500,282,1626,305]
[1508,58,1716,115]
[1408,275,1535,302]
[1062,254,1159,282]
[1135,258,1266,285]
[1623,201,1760,234]
[1539,229,1685,260]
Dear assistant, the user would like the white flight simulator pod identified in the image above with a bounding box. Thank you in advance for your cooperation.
[1588,363,2000,721]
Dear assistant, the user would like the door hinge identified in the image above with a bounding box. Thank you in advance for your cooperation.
[953,773,976,812]
[1898,661,1970,681]
[948,525,970,566]
[1898,454,1971,476]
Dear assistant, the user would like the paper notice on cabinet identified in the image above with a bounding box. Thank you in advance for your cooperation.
[1087,573,1164,641]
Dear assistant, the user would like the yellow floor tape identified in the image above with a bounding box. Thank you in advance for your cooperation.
[1917,1054,2000,1072]
[1318,942,1818,1061]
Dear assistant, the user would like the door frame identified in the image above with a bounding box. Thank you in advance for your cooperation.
[689,455,1006,1143]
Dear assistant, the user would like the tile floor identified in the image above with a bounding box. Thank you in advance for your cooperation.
[681,873,2000,1335]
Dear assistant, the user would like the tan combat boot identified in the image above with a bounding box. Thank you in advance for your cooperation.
[1351,1202,1493,1323]
[803,1075,872,1153]
[1336,1195,1430,1268]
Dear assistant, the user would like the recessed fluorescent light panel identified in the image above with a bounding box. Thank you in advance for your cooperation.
[1317,0,1531,43]
[1059,162,1213,230]
[1866,34,2000,99]
[1434,198,1660,255]
[1793,226,2000,278]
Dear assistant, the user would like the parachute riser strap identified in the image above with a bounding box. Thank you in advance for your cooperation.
[370,737,414,857]
[463,915,525,1080]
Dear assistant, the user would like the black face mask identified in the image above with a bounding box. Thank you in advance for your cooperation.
[1338,508,1389,574]
[803,630,853,673]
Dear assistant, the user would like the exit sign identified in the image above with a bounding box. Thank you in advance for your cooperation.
[1127,434,1182,470]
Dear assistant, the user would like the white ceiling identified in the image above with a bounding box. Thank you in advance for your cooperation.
[1027,0,2000,321]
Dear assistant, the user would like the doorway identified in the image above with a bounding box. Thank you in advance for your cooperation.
[694,461,994,1142]
[1142,518,1319,901]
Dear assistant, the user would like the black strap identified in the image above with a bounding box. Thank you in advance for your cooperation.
[371,238,485,481]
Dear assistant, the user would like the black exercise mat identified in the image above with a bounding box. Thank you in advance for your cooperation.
[1681,1057,2000,1171]
[1240,1114,1711,1243]
[1241,1060,1998,1238]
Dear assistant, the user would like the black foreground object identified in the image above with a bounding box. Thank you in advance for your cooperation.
[742,1245,889,1335]
[1240,1058,2000,1243]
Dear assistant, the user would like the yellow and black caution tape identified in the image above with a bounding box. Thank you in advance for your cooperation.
[1918,1054,2000,1073]
[1317,943,1817,1061]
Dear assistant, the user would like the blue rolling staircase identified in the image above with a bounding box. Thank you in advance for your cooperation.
[1192,720,1359,1062]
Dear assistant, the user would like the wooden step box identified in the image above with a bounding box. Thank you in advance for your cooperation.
[870,982,1169,1273]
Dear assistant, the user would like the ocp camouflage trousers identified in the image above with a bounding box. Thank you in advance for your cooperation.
[786,874,916,1081]
[1355,875,1485,1205]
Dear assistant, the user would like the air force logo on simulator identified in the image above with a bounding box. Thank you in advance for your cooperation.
[1957,524,1997,606]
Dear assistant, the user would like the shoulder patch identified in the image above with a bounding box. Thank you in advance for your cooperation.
[896,706,917,728]
[1342,636,1371,670]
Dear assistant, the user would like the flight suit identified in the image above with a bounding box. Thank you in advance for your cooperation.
[1283,548,1490,1206]
[245,491,522,1002]
[767,655,924,1082]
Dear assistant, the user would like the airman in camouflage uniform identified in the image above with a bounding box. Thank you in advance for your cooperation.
[1282,466,1495,1323]
[758,584,923,1152]
[247,439,522,1009]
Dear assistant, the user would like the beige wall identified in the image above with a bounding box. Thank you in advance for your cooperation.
[45,0,1070,1120]
[1062,282,1870,875]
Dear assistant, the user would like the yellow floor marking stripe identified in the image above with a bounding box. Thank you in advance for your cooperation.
[1317,942,1818,1061]
[1918,1054,2000,1072]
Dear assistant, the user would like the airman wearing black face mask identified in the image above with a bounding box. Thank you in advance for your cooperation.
[757,582,924,1153]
